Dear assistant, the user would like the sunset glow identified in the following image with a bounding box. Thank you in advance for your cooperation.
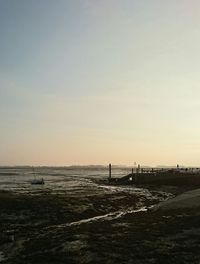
[1,1,200,166]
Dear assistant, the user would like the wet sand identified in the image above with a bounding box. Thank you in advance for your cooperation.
[1,182,200,264]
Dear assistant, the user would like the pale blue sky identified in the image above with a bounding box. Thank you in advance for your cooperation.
[1,0,200,165]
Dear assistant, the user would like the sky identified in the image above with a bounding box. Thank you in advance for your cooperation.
[1,0,200,166]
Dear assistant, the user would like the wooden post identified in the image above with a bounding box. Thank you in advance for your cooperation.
[109,163,112,181]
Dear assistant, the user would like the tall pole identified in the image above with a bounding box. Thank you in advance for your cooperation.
[109,163,112,181]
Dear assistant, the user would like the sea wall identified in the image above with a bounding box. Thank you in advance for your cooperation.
[120,172,200,186]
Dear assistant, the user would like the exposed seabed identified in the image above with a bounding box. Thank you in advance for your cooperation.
[1,180,200,264]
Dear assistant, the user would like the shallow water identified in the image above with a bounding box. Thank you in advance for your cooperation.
[57,207,148,228]
[0,166,131,194]
[0,166,172,205]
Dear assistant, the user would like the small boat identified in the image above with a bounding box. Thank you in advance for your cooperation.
[31,178,44,185]
[31,167,45,185]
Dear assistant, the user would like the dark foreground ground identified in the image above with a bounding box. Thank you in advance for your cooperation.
[1,184,200,264]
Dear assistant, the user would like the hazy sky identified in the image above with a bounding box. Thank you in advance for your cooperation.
[1,0,200,166]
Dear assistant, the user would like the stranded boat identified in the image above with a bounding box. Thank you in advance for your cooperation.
[31,167,45,185]
[31,178,44,185]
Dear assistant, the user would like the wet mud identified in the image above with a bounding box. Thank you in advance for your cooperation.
[0,181,200,264]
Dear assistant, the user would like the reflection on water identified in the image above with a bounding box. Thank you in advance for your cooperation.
[57,207,148,228]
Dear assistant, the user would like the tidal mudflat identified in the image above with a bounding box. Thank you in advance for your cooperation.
[0,167,200,263]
